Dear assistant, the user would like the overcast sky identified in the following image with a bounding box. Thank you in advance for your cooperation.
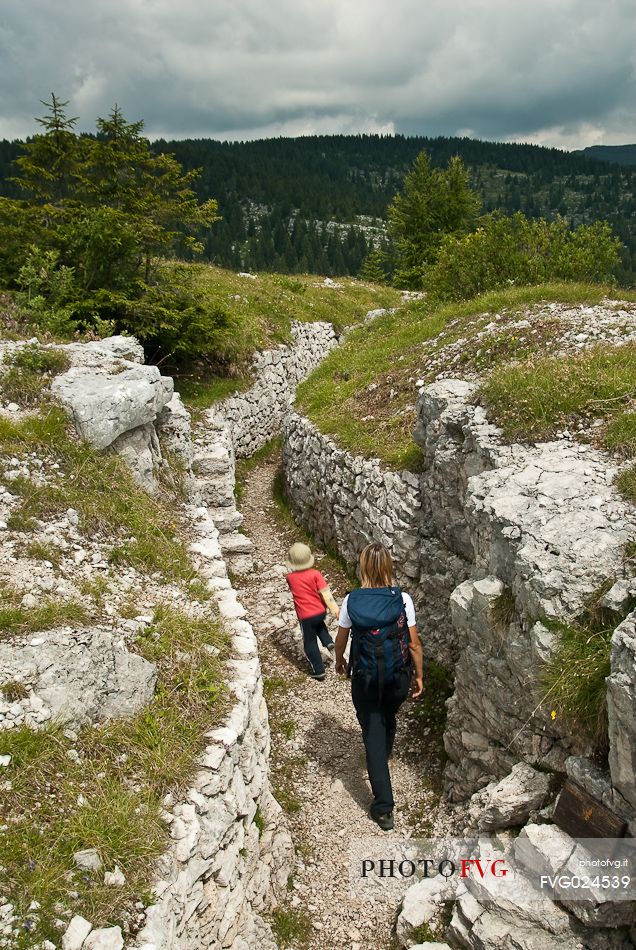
[2,0,635,148]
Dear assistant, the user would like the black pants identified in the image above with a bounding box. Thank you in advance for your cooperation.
[300,612,334,675]
[352,668,410,815]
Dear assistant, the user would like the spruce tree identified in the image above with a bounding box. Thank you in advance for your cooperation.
[388,151,480,288]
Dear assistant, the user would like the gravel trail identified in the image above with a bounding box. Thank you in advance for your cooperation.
[234,452,459,950]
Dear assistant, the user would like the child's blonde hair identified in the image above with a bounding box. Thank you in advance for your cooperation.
[358,542,393,588]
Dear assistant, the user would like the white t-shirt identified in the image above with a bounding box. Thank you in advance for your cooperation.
[338,591,416,629]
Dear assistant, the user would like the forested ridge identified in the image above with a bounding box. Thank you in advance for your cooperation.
[2,132,636,282]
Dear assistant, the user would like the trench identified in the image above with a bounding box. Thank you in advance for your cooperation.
[232,448,459,949]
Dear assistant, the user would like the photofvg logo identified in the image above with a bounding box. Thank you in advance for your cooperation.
[360,854,508,880]
[348,837,512,903]
[349,835,636,910]
[517,836,636,905]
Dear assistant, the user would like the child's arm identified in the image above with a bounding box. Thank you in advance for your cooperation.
[319,585,340,618]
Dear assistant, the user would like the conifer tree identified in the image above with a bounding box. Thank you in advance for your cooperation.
[388,151,480,288]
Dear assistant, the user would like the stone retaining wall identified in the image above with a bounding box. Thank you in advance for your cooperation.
[131,508,293,950]
[282,412,466,666]
[209,320,338,459]
[0,336,293,950]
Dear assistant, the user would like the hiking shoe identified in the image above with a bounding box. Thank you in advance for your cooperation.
[370,809,394,831]
[309,671,326,681]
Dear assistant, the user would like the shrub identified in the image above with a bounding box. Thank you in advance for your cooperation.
[0,342,70,406]
[540,585,635,750]
[427,213,621,301]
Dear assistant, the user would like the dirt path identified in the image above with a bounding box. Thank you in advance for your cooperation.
[235,452,459,950]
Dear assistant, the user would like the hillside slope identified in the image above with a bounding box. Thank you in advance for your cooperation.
[3,133,636,280]
[295,283,636,502]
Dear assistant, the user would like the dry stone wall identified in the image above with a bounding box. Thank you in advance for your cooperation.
[130,507,293,950]
[208,320,338,459]
[0,336,293,950]
[282,412,467,666]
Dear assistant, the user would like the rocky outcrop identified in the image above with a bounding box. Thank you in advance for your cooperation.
[0,627,156,729]
[52,337,174,454]
[413,380,636,799]
[466,762,551,832]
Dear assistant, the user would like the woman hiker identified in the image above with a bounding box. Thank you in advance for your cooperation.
[285,542,340,680]
[335,541,424,831]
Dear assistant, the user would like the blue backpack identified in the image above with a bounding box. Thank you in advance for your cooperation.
[347,587,411,695]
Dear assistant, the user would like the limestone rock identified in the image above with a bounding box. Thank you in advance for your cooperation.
[64,335,144,365]
[83,927,124,950]
[62,915,93,950]
[396,874,457,945]
[0,628,156,728]
[110,422,161,493]
[73,848,103,871]
[52,358,173,451]
[104,865,126,887]
[470,762,551,831]
[515,823,636,928]
[607,611,636,814]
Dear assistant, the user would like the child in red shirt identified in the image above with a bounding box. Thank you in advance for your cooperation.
[285,542,340,680]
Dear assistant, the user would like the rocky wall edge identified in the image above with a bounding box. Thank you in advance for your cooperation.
[414,380,636,808]
[129,508,293,950]
[208,321,338,459]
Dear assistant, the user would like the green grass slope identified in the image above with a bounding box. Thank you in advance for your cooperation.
[295,283,636,500]
[167,264,401,409]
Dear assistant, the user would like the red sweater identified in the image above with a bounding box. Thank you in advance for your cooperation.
[286,568,328,620]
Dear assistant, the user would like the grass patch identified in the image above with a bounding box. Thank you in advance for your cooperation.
[491,587,517,629]
[478,344,636,443]
[174,374,252,410]
[540,584,636,751]
[263,675,290,698]
[0,343,70,407]
[78,575,111,606]
[277,717,297,740]
[0,604,229,939]
[169,263,400,408]
[0,407,194,580]
[296,282,620,469]
[617,463,636,504]
[406,659,453,796]
[271,754,306,815]
[1,680,29,701]
[254,805,265,837]
[0,723,164,942]
[0,582,90,639]
[270,906,313,948]
[478,343,636,504]
[22,538,62,567]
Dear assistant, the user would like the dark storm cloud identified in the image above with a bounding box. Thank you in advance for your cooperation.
[1,0,635,146]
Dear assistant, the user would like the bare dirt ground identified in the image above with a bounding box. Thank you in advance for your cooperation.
[234,452,460,950]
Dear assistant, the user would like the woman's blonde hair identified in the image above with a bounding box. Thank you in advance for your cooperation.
[358,541,393,588]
